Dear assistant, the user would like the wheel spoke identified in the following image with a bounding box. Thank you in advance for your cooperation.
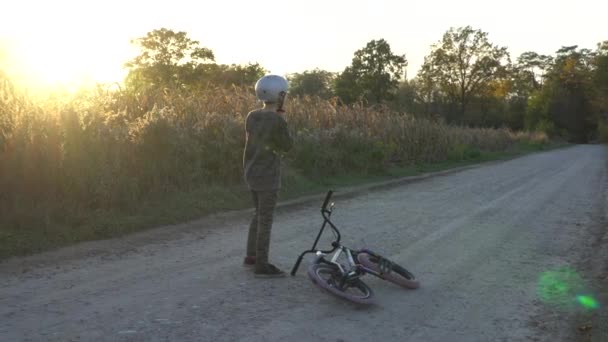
[311,265,372,301]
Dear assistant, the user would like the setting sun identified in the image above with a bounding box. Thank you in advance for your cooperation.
[2,37,132,93]
[3,0,606,94]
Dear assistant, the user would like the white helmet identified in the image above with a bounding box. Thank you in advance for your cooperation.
[255,75,289,103]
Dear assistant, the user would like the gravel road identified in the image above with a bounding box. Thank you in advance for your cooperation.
[1,145,606,342]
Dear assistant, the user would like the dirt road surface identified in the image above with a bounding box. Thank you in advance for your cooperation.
[1,145,607,342]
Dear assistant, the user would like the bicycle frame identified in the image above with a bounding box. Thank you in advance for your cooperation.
[315,244,389,289]
[290,190,387,282]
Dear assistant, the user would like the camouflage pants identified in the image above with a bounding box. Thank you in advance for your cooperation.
[246,190,278,269]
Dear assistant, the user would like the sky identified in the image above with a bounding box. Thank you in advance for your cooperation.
[0,0,606,91]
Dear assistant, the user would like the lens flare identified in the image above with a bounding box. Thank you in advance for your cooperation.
[577,295,600,309]
[537,267,599,311]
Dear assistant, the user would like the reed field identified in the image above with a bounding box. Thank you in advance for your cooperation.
[0,76,549,258]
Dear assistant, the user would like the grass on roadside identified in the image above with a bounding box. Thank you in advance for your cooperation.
[0,140,565,260]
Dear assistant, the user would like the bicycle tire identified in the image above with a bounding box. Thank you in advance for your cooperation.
[357,252,420,289]
[307,264,374,305]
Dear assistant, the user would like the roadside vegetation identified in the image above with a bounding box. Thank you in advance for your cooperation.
[1,26,605,259]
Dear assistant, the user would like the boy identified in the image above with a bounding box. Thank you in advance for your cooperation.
[243,75,293,278]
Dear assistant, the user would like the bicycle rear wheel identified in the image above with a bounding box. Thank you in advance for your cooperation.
[357,252,420,289]
[307,264,374,305]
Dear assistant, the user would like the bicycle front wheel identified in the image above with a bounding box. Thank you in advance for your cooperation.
[307,264,374,305]
[357,252,420,289]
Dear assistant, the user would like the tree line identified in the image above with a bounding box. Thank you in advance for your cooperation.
[125,27,608,143]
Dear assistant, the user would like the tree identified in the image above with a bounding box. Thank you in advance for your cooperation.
[334,39,407,104]
[512,52,554,96]
[552,46,596,142]
[393,80,417,113]
[526,46,597,142]
[125,28,215,90]
[288,69,335,99]
[595,41,608,141]
[419,26,510,123]
[334,67,362,104]
[593,41,608,113]
[221,63,267,87]
[191,63,267,88]
[498,52,554,130]
[408,66,444,117]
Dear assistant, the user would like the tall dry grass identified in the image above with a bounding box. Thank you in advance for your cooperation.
[0,75,547,249]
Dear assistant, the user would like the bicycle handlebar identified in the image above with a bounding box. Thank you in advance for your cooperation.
[322,190,333,211]
[291,190,339,276]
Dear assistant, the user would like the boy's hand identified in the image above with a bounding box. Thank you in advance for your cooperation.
[277,91,286,113]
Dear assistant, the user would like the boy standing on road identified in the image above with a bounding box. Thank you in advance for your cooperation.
[243,75,293,278]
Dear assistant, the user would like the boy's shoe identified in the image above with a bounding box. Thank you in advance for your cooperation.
[254,263,286,278]
[243,256,256,266]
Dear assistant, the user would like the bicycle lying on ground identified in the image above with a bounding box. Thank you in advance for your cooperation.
[291,190,419,304]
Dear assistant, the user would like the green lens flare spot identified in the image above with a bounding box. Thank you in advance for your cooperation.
[577,295,600,309]
[537,267,585,308]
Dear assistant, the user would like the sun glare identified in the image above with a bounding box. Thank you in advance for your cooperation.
[3,38,130,94]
